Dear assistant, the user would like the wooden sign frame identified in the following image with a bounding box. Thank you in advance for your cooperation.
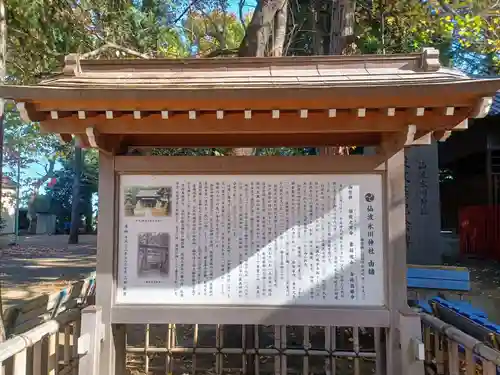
[107,156,387,326]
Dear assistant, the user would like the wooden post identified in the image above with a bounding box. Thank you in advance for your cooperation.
[78,306,104,375]
[399,311,425,375]
[96,153,118,375]
[386,149,424,375]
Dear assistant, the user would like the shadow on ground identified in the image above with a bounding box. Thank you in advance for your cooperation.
[2,234,500,324]
[0,234,96,308]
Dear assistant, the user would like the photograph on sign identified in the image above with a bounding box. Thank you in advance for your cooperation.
[124,186,172,217]
[117,174,384,307]
[137,232,170,278]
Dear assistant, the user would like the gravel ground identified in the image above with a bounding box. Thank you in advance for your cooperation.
[447,258,500,323]
[0,234,96,309]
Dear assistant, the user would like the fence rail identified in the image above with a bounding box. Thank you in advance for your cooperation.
[0,272,95,375]
[0,309,81,375]
[2,277,500,375]
[3,313,500,375]
[421,313,500,375]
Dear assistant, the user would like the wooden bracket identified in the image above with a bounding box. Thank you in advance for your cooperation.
[377,125,432,156]
[16,102,32,122]
[422,47,441,72]
[470,97,493,119]
[453,119,468,130]
[432,130,452,142]
[85,127,99,148]
[16,102,47,123]
[83,127,111,154]
[75,134,91,149]
[82,127,125,155]
[405,124,417,145]
[57,134,73,144]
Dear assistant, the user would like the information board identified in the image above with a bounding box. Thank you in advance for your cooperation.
[116,174,385,306]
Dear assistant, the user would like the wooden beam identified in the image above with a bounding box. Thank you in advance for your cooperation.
[16,82,486,112]
[118,132,381,148]
[40,111,407,134]
[114,155,387,173]
[38,109,470,136]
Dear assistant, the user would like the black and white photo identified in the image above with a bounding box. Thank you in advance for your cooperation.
[137,232,170,278]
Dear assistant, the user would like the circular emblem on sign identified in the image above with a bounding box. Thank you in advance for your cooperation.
[365,193,375,202]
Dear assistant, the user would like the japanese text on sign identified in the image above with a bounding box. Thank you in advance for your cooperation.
[117,174,385,306]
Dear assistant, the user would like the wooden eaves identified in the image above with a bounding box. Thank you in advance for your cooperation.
[0,47,499,154]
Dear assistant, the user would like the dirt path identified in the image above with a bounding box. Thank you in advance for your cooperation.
[0,234,96,308]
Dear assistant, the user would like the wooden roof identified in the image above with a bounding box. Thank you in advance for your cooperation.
[0,48,499,152]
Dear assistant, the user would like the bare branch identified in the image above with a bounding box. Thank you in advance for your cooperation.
[239,0,247,32]
[204,48,239,57]
[173,0,205,24]
[80,42,150,59]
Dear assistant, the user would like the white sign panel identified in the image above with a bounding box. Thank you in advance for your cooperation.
[117,174,384,306]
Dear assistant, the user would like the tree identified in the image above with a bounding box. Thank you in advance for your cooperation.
[44,148,98,232]
[2,109,69,233]
[68,145,82,244]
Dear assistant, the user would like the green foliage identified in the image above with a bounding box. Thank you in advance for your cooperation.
[45,149,98,219]
[183,10,247,55]
[3,107,67,169]
[6,0,189,83]
[3,0,500,180]
[355,0,500,72]
[285,0,499,72]
[2,106,69,207]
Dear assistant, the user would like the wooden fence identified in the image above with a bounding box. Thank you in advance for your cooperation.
[2,273,500,375]
[123,317,500,375]
[0,273,95,375]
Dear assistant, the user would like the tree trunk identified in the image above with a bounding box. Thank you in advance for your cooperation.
[68,146,82,244]
[234,0,288,156]
[271,1,288,56]
[238,0,287,57]
[83,192,93,233]
[318,0,356,156]
[27,160,56,234]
